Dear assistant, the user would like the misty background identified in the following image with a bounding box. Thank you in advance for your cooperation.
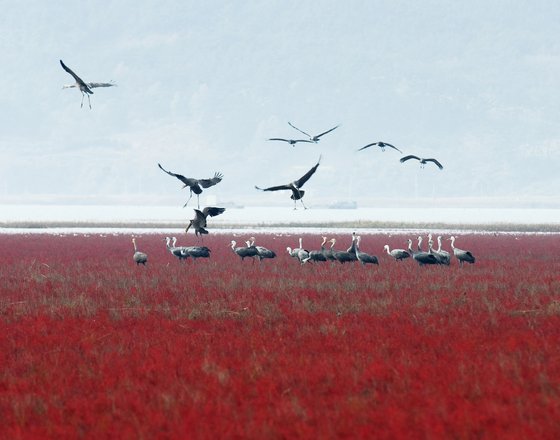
[1,0,559,211]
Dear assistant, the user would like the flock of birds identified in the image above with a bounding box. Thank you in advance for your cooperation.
[132,232,476,268]
[57,60,468,270]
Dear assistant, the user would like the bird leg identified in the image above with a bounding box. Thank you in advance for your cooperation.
[299,199,308,210]
[87,94,92,109]
[183,191,193,208]
[80,93,85,108]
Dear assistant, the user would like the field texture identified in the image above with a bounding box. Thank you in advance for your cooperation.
[1,232,559,439]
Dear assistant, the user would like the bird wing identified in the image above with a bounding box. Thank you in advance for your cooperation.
[198,172,223,188]
[268,138,291,142]
[193,209,206,222]
[425,158,444,169]
[255,184,292,192]
[294,155,321,188]
[157,163,196,186]
[400,155,421,163]
[87,82,116,88]
[315,124,339,139]
[357,142,377,151]
[383,142,403,153]
[60,60,87,85]
[202,206,226,217]
[288,122,312,138]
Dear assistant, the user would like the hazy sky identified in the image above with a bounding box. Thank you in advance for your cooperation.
[1,0,559,208]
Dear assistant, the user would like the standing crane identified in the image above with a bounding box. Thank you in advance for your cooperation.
[132,238,148,266]
[449,236,476,266]
[383,244,411,262]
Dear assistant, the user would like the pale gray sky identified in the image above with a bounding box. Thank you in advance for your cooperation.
[1,0,559,208]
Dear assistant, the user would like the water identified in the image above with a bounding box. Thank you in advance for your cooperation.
[0,204,558,226]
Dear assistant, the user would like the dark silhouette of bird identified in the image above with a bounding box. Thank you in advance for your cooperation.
[255,156,321,209]
[132,238,147,266]
[355,236,379,265]
[322,238,338,261]
[172,237,210,260]
[449,236,476,266]
[357,141,402,153]
[231,240,259,261]
[185,207,226,236]
[247,238,277,261]
[383,244,411,262]
[400,155,443,170]
[301,236,328,264]
[165,236,188,261]
[408,237,439,266]
[158,163,223,208]
[288,122,339,142]
[268,138,315,146]
[428,235,450,265]
[332,234,358,264]
[60,60,116,109]
[287,237,310,264]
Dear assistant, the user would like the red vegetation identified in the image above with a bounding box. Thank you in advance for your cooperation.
[1,232,559,438]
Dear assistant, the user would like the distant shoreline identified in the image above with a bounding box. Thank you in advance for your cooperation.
[1,220,559,233]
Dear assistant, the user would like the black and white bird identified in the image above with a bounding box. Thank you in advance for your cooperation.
[231,240,259,261]
[357,141,402,153]
[408,237,439,266]
[383,244,411,262]
[255,156,321,209]
[268,138,315,146]
[288,122,340,143]
[60,60,116,109]
[172,237,210,260]
[245,238,276,261]
[252,244,276,261]
[301,236,328,264]
[332,235,358,264]
[132,238,148,266]
[432,235,451,265]
[185,207,226,236]
[449,236,476,266]
[400,155,443,170]
[355,236,379,265]
[322,238,337,261]
[165,236,188,261]
[287,237,310,264]
[158,163,223,208]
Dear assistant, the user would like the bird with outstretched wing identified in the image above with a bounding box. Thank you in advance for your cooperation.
[158,163,223,208]
[400,155,443,170]
[357,141,402,153]
[186,207,226,236]
[60,60,116,109]
[268,138,315,146]
[288,122,340,142]
[255,156,321,209]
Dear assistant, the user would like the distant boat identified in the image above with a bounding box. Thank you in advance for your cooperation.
[328,200,358,209]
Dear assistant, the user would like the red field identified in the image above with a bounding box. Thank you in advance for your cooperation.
[1,231,559,439]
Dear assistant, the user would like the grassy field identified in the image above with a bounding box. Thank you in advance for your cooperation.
[1,232,559,438]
